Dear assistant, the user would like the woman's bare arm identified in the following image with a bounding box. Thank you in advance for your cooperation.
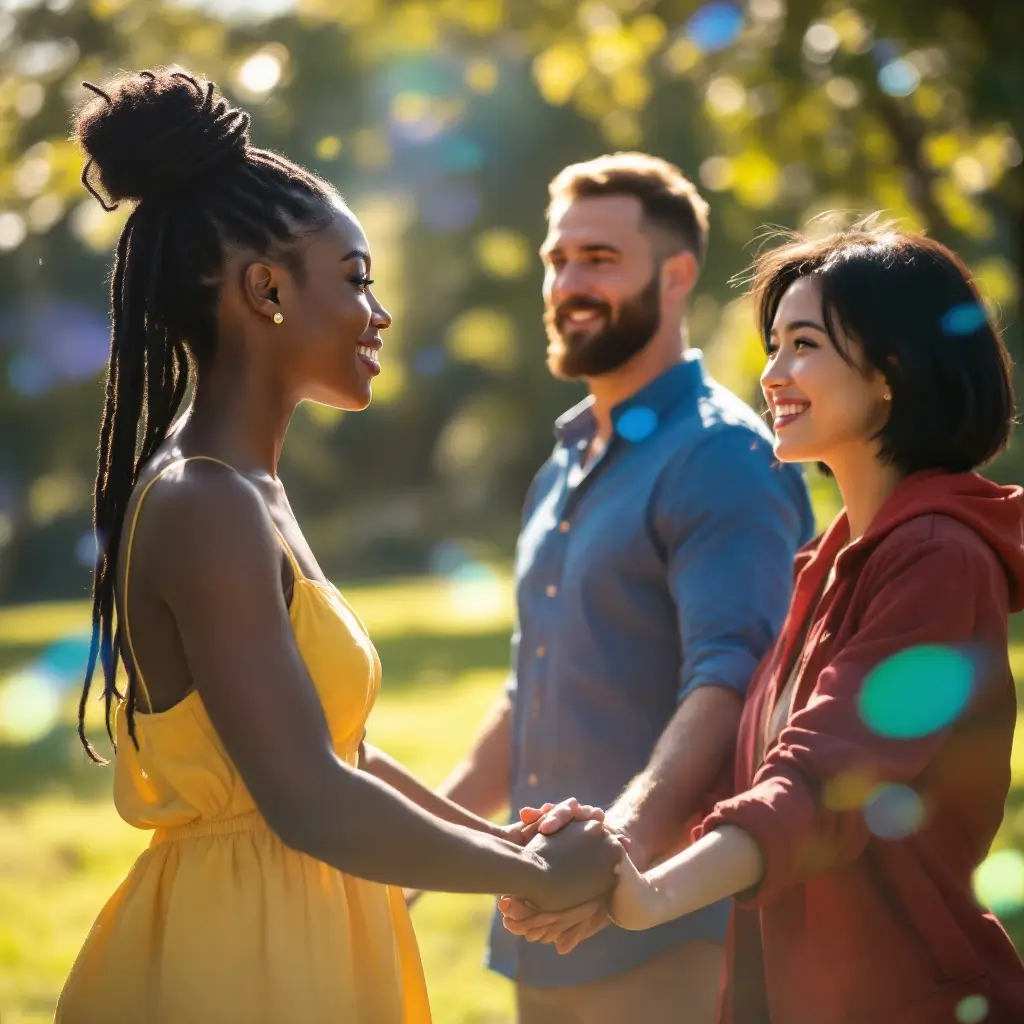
[138,463,619,909]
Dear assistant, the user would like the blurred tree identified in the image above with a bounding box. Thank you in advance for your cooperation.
[0,0,1019,599]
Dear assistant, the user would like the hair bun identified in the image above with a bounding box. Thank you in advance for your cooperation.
[75,67,250,205]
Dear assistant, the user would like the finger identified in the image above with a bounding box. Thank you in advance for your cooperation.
[536,919,575,944]
[516,820,542,843]
[503,916,535,936]
[554,912,609,955]
[540,908,604,950]
[500,898,539,923]
[514,910,562,931]
[537,799,581,834]
[519,803,554,824]
[522,901,597,938]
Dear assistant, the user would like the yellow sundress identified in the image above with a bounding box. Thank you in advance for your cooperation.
[55,457,431,1023]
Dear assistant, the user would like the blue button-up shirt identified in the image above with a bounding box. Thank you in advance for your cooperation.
[488,351,815,987]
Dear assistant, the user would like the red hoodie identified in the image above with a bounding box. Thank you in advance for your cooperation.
[697,471,1024,1024]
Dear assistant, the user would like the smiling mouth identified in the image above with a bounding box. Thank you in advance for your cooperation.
[773,401,810,429]
[357,344,381,374]
[558,307,607,334]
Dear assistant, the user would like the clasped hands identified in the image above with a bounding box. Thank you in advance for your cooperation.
[500,797,659,954]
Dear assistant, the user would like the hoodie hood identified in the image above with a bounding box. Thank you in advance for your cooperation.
[840,470,1024,612]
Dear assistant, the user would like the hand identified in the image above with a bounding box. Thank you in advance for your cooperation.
[502,799,601,847]
[608,851,664,931]
[518,797,607,836]
[499,896,610,954]
[523,819,623,912]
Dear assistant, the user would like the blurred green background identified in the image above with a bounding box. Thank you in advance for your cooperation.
[0,0,1021,1021]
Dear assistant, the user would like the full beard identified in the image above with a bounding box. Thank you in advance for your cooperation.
[546,274,661,379]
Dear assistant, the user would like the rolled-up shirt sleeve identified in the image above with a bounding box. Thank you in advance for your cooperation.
[652,427,811,702]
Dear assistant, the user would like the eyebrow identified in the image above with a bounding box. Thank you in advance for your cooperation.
[540,242,622,258]
[771,318,828,335]
[341,249,370,263]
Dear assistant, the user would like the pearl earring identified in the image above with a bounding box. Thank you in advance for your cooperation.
[273,312,284,324]
[883,392,891,401]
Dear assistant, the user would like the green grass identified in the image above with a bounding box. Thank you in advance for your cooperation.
[0,581,1022,1023]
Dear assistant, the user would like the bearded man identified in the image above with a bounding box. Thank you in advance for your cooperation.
[440,153,814,1023]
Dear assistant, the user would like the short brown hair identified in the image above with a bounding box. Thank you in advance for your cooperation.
[750,224,1015,474]
[547,152,710,264]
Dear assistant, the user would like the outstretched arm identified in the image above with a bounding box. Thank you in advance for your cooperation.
[142,461,620,911]
[610,825,763,930]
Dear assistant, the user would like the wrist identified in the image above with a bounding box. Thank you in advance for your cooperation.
[517,846,551,903]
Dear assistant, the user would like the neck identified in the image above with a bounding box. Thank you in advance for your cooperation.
[830,446,905,542]
[183,351,295,478]
[586,325,685,442]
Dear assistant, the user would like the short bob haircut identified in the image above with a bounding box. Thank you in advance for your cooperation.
[750,224,1015,476]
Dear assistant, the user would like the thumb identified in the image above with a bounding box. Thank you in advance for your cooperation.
[519,803,554,824]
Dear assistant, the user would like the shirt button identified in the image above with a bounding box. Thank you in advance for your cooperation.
[545,584,558,598]
[528,773,539,787]
[559,520,570,533]
[536,645,546,657]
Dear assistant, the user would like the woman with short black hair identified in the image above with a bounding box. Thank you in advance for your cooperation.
[522,225,1024,1023]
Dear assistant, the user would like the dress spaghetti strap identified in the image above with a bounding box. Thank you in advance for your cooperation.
[120,455,237,711]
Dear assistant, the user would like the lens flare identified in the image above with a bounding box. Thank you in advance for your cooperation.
[973,849,1024,917]
[862,783,925,840]
[955,995,990,1023]
[616,406,659,443]
[858,645,974,739]
[0,666,62,744]
[940,302,988,336]
[685,3,744,52]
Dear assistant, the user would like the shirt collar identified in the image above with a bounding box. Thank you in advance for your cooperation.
[553,349,709,445]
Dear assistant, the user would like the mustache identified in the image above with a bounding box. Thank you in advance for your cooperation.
[546,297,612,331]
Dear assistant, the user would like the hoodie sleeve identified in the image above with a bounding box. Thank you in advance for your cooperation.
[696,527,1008,907]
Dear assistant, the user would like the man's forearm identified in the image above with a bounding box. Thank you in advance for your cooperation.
[438,693,513,819]
[360,743,505,838]
[607,685,742,869]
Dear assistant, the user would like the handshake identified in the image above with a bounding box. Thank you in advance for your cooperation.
[497,797,661,953]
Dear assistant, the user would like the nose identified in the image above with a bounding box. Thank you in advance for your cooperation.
[760,346,790,398]
[549,264,598,308]
[369,292,392,331]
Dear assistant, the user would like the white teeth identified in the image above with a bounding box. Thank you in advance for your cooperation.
[776,403,809,418]
[568,310,600,321]
[357,345,379,363]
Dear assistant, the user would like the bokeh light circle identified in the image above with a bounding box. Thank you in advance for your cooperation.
[955,995,990,1024]
[857,645,974,739]
[616,407,659,442]
[0,667,62,744]
[973,849,1024,917]
[685,2,744,52]
[862,783,925,840]
[941,302,988,337]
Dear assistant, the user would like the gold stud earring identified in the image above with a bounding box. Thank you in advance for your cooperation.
[273,311,284,324]
[883,392,892,401]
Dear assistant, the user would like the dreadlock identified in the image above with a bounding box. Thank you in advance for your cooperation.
[74,67,337,762]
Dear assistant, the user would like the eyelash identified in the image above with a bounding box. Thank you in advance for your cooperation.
[766,337,817,355]
[350,276,374,291]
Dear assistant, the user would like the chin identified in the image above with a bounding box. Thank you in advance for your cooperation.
[772,437,813,464]
[546,353,578,381]
[307,382,372,412]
